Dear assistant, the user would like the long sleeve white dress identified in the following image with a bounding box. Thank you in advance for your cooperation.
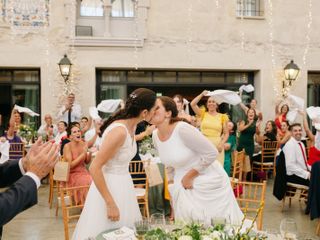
[153,121,243,224]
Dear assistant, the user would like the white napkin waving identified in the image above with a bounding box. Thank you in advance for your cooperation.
[183,98,190,114]
[102,226,135,240]
[89,107,101,120]
[0,140,10,164]
[239,84,254,93]
[285,94,305,124]
[97,99,123,113]
[14,104,40,117]
[306,106,320,122]
[206,90,241,105]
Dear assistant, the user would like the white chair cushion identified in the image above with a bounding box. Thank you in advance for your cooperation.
[287,182,309,190]
[253,161,273,166]
[134,187,146,197]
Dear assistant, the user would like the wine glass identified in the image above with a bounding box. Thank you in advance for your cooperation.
[134,219,150,240]
[280,218,298,240]
[150,213,165,229]
[211,216,227,229]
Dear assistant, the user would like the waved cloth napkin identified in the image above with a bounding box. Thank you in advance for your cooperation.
[239,84,254,93]
[89,106,101,120]
[102,226,136,240]
[97,99,123,113]
[0,140,10,164]
[306,106,320,121]
[285,94,305,123]
[14,104,40,117]
[206,90,241,105]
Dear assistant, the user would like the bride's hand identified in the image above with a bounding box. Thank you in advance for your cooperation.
[106,202,120,221]
[181,175,194,189]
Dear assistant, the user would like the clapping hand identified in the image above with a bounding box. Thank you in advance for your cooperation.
[23,137,60,179]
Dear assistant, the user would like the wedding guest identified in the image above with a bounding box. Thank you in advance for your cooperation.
[80,116,92,136]
[84,119,103,150]
[224,121,237,176]
[54,121,67,144]
[237,108,260,181]
[255,120,278,144]
[191,90,229,166]
[13,111,22,132]
[72,88,157,239]
[275,100,289,132]
[57,93,82,125]
[37,114,58,138]
[63,125,92,203]
[239,98,263,121]
[173,94,196,125]
[283,123,311,186]
[278,120,291,146]
[300,111,320,166]
[151,96,243,224]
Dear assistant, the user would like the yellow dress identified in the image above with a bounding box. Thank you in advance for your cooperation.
[200,112,229,166]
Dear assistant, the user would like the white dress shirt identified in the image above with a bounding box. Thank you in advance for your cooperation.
[283,137,311,180]
[37,124,58,137]
[84,128,102,149]
[18,158,41,189]
[57,103,82,123]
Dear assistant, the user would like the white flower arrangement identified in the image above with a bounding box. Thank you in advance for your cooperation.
[139,136,158,157]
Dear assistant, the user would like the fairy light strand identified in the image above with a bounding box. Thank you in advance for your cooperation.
[133,0,139,70]
[187,0,193,65]
[302,0,313,66]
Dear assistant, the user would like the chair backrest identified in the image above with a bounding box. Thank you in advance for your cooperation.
[261,141,278,163]
[231,150,244,181]
[60,185,90,240]
[234,180,267,230]
[9,142,25,160]
[129,160,147,187]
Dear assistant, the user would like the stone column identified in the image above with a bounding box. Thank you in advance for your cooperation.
[103,0,112,37]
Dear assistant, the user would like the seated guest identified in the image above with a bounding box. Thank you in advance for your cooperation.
[224,120,236,176]
[255,120,278,144]
[3,109,22,160]
[80,116,92,136]
[63,125,92,203]
[12,110,22,132]
[84,119,103,150]
[277,120,291,146]
[37,114,58,138]
[60,122,80,155]
[275,101,289,133]
[54,121,67,144]
[283,123,311,186]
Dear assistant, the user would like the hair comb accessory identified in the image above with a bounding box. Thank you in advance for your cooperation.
[130,93,137,99]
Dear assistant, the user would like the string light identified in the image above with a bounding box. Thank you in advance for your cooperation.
[302,0,312,66]
[239,0,245,67]
[186,0,193,65]
[133,0,139,70]
[215,0,220,9]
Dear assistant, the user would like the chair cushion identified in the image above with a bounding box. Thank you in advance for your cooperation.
[134,187,146,197]
[253,161,273,166]
[229,177,239,183]
[287,182,309,190]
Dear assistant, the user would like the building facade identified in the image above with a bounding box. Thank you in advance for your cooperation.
[0,0,320,126]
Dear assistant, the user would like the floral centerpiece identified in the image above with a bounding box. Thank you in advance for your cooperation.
[18,124,35,143]
[139,136,158,157]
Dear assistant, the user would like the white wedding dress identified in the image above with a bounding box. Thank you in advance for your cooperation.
[72,123,142,240]
[153,122,244,224]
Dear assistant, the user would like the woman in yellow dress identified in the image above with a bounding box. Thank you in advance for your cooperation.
[191,90,229,166]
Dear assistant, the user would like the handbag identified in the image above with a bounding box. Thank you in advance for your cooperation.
[53,161,70,182]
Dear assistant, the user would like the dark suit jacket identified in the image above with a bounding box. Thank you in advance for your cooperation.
[0,160,38,236]
[305,161,320,220]
[273,151,287,200]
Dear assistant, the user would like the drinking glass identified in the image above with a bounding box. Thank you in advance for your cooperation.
[150,213,165,229]
[134,219,150,240]
[280,218,298,240]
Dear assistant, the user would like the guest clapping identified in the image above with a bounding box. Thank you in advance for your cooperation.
[57,93,82,125]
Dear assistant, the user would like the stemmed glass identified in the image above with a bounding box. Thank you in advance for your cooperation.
[150,213,166,229]
[280,218,298,240]
[134,219,150,240]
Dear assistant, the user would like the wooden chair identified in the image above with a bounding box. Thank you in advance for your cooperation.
[282,182,309,211]
[129,160,149,218]
[232,180,267,230]
[8,142,25,160]
[252,141,278,180]
[230,150,244,186]
[60,185,90,240]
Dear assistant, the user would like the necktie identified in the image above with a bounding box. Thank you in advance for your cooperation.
[68,109,72,125]
[298,142,310,172]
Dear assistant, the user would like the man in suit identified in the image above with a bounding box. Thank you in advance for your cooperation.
[0,138,59,238]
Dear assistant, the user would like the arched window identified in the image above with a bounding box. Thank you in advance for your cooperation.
[111,0,134,17]
[80,0,104,17]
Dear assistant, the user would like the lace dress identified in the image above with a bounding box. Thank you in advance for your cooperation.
[72,123,142,240]
[153,122,243,224]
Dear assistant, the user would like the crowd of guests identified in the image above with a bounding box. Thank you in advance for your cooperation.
[0,89,317,205]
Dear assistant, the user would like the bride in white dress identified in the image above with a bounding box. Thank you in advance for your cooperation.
[151,96,244,224]
[72,88,157,240]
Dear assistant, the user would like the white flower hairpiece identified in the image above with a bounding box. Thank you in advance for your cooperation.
[130,93,137,99]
